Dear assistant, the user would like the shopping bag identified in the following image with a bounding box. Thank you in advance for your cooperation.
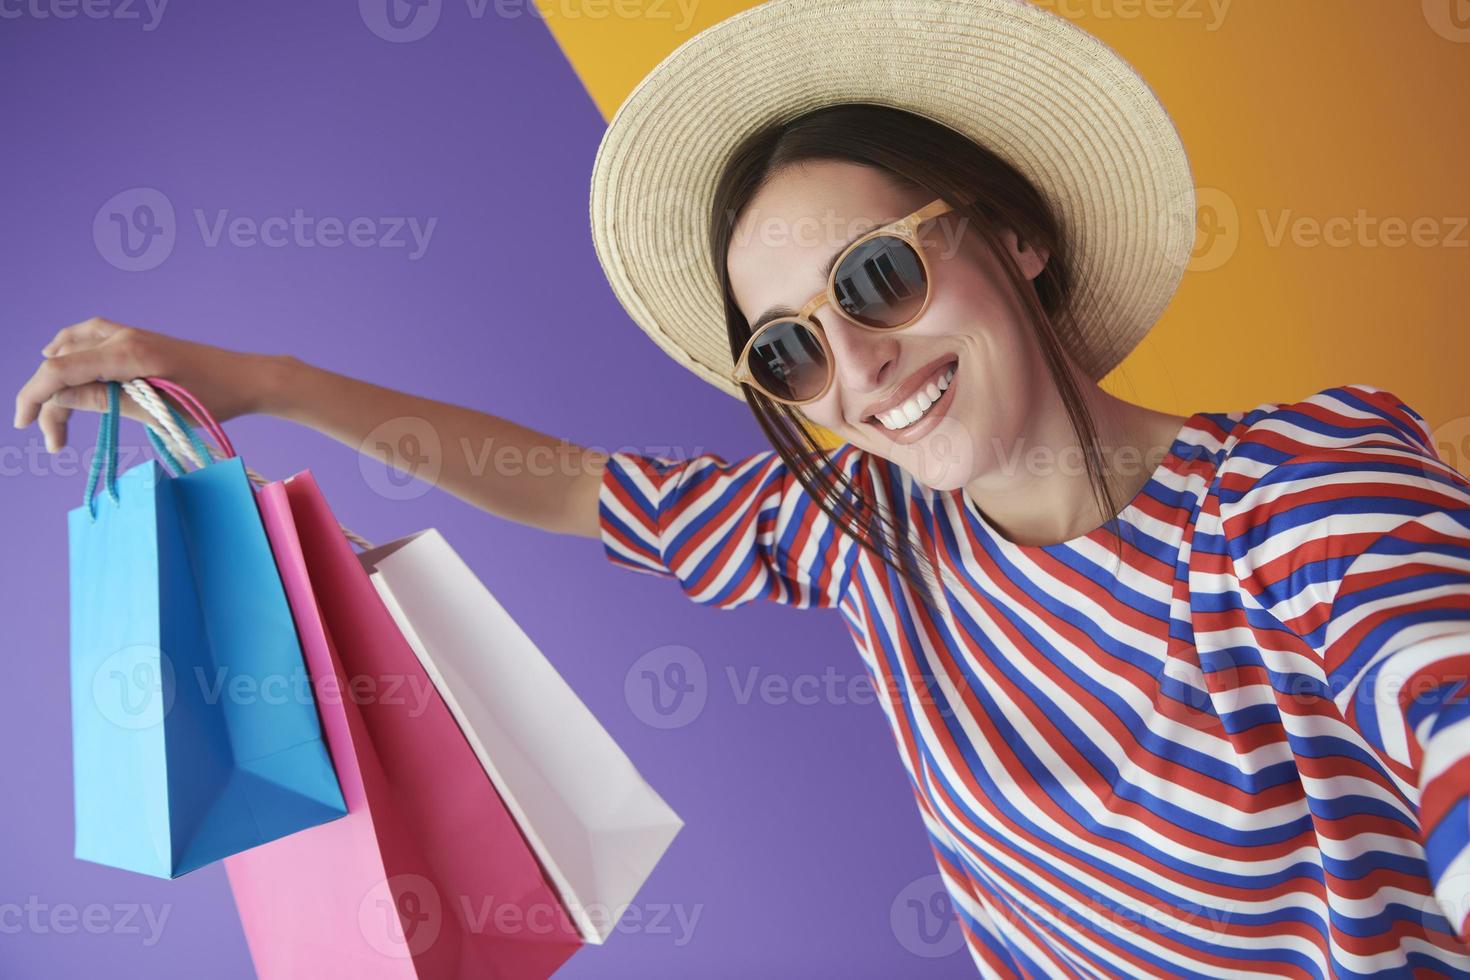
[362,530,684,943]
[67,382,346,879]
[222,478,420,979]
[223,470,583,979]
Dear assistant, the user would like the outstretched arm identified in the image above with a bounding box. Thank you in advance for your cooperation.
[12,317,609,539]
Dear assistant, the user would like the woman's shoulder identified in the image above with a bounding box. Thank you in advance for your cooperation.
[1210,382,1470,562]
[1222,382,1436,459]
[1195,383,1470,639]
[1211,382,1449,501]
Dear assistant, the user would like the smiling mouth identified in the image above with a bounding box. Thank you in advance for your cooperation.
[862,357,959,431]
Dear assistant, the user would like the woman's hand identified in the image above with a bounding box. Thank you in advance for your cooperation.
[11,316,290,453]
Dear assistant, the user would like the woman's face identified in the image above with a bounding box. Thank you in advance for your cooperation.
[726,159,1053,491]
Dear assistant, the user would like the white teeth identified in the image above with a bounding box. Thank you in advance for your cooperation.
[875,363,957,431]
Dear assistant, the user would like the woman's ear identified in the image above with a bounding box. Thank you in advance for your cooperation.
[1004,227,1050,281]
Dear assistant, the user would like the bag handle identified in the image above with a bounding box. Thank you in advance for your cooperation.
[144,375,236,458]
[122,379,217,472]
[104,377,376,551]
[82,382,121,519]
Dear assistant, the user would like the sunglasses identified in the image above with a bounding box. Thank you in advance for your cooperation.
[730,195,961,406]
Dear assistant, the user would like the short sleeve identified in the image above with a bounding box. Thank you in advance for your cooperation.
[596,443,869,610]
[1221,383,1470,940]
[1220,384,1469,635]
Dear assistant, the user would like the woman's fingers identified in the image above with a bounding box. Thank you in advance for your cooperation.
[35,382,153,452]
[41,317,123,358]
[57,382,148,421]
[51,383,114,413]
[37,398,71,454]
[13,341,135,430]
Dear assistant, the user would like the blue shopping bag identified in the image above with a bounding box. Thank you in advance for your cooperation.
[66,382,346,878]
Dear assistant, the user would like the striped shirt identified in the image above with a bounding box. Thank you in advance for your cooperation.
[597,383,1470,978]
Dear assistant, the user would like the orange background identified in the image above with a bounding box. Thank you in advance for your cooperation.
[540,0,1470,465]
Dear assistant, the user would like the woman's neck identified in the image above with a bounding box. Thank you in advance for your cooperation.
[964,381,1191,547]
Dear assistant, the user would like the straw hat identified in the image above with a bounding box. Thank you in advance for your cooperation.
[589,0,1196,402]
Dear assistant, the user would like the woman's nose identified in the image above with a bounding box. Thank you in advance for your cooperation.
[817,303,899,396]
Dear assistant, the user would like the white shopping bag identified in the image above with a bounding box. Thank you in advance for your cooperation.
[358,529,684,944]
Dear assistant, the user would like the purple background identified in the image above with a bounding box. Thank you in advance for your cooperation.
[0,2,975,977]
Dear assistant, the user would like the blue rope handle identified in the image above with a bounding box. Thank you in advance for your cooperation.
[102,381,120,503]
[145,426,186,477]
[83,381,123,520]
[83,380,209,517]
[81,418,104,520]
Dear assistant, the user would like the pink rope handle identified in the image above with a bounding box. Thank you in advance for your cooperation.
[143,376,237,459]
[144,377,233,457]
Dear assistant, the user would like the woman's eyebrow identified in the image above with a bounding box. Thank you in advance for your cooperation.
[749,234,859,329]
[750,304,800,331]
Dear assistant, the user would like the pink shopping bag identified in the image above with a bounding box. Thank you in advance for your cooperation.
[223,472,583,979]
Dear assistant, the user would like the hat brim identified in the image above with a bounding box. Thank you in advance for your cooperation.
[590,0,1197,401]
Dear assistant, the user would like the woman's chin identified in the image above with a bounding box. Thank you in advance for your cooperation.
[906,465,971,494]
[864,424,977,491]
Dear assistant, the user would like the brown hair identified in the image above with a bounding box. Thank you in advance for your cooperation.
[708,102,1125,613]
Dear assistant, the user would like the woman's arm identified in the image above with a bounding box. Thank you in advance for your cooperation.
[1222,383,1470,941]
[12,317,609,540]
[266,356,609,540]
[599,444,869,610]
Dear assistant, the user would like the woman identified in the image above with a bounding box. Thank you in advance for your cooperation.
[15,0,1470,975]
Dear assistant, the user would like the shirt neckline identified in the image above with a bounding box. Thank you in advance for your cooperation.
[949,410,1212,556]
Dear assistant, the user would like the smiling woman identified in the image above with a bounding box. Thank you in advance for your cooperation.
[15,0,1470,976]
[581,0,1470,974]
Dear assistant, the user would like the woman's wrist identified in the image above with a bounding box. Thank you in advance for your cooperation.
[249,352,310,419]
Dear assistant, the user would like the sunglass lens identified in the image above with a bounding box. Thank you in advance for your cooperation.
[747,319,829,402]
[833,235,928,328]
